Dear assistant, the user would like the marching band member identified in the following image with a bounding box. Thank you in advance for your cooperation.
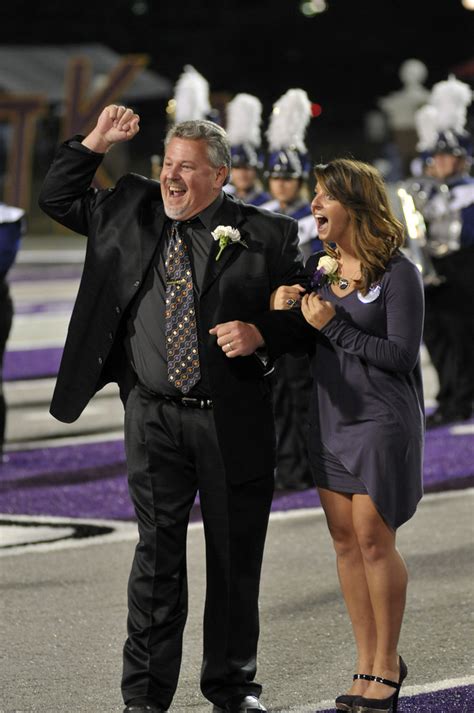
[224,93,270,206]
[262,88,322,261]
[414,76,474,427]
[262,89,319,490]
[0,203,24,461]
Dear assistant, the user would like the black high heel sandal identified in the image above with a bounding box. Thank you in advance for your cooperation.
[353,656,407,713]
[335,674,376,711]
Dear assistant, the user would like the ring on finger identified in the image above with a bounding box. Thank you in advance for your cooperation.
[227,341,233,349]
[286,298,296,307]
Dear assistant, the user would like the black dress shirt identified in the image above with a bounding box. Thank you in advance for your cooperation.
[125,193,224,397]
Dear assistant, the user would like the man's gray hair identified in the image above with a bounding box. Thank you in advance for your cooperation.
[164,120,231,181]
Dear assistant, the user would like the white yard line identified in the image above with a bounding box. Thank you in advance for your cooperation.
[304,675,474,712]
[0,489,472,557]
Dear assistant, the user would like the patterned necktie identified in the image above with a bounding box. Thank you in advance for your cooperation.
[165,221,201,393]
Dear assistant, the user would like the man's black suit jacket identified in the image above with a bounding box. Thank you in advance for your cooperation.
[39,139,307,483]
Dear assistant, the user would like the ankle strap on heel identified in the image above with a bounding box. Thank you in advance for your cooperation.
[371,675,400,690]
[353,674,376,682]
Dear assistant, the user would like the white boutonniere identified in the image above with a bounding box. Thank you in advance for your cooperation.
[212,225,248,261]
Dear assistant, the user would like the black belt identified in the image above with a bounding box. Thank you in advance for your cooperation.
[138,385,213,409]
[163,395,213,409]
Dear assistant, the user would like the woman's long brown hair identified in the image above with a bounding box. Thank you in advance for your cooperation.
[314,159,405,294]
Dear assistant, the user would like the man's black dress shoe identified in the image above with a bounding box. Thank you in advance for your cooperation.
[123,703,165,713]
[212,694,267,713]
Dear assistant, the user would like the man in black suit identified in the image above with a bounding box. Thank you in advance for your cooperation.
[39,105,303,713]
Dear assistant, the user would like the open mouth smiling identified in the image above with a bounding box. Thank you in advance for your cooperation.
[167,184,187,199]
[314,215,328,231]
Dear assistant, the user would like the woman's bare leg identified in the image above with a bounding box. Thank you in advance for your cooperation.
[352,494,408,699]
[318,488,376,696]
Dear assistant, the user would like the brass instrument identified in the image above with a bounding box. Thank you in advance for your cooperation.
[391,181,443,287]
[419,183,463,257]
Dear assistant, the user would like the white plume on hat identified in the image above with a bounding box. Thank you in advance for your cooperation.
[174,65,211,123]
[414,104,439,152]
[414,75,473,151]
[266,88,312,152]
[429,75,472,134]
[226,94,262,147]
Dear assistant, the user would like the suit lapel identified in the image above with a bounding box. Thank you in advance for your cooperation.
[138,192,167,277]
[201,194,248,297]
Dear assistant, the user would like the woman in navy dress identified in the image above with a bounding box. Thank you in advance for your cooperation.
[273,159,424,713]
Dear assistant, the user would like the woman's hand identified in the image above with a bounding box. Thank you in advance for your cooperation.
[301,292,336,329]
[270,284,306,310]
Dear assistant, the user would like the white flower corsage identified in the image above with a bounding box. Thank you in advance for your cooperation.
[309,255,339,290]
[212,225,248,261]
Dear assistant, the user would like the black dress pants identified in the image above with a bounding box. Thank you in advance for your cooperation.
[423,249,474,417]
[122,385,274,709]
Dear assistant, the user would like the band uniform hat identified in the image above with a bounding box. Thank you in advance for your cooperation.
[415,74,473,160]
[265,88,313,179]
[226,93,265,169]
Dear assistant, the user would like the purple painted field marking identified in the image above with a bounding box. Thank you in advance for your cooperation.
[0,414,473,521]
[316,683,473,712]
[3,347,63,381]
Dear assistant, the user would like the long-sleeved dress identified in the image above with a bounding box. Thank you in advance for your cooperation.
[306,251,425,529]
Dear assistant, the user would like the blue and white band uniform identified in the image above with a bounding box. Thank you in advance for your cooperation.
[260,197,323,258]
[423,176,474,255]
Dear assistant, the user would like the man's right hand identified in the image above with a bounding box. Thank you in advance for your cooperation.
[81,105,140,154]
